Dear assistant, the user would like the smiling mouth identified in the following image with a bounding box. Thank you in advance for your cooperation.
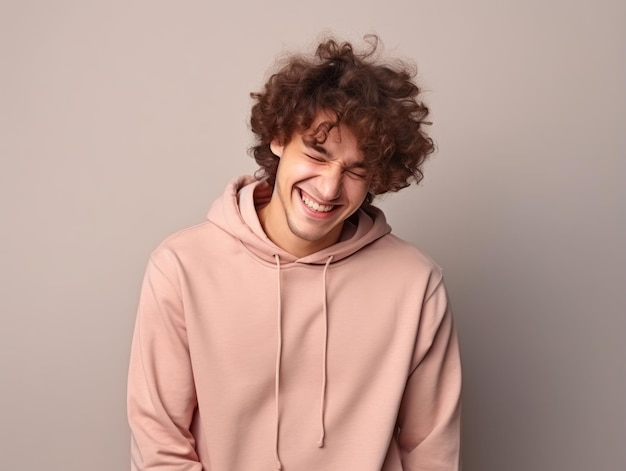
[301,192,334,213]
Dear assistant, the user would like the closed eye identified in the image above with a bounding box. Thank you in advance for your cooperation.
[344,164,368,180]
[346,169,368,180]
[305,153,326,163]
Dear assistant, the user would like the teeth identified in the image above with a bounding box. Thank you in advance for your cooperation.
[301,194,333,212]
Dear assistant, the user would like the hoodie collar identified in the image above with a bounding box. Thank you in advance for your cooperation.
[207,176,392,265]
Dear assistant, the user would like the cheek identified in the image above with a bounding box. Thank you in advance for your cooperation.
[345,180,370,204]
[278,157,315,181]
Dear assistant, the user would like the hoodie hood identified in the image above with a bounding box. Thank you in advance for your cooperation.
[207,175,392,265]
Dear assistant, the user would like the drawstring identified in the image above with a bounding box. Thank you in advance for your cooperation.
[318,255,333,447]
[273,254,283,470]
[272,254,333,467]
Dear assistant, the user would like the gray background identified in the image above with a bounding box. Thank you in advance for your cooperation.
[1,1,624,470]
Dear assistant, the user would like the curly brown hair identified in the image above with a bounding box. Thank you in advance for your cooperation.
[249,35,435,205]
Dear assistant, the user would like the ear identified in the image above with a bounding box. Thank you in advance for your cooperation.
[270,139,284,158]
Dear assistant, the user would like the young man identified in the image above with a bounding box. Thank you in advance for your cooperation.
[127,36,461,470]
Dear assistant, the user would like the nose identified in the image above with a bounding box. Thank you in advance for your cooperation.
[316,163,343,202]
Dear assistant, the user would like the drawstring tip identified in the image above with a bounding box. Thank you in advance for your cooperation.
[317,439,325,448]
[275,459,283,470]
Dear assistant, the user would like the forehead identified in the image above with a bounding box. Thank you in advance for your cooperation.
[301,114,363,164]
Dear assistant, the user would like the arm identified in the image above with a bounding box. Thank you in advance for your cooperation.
[397,275,462,471]
[127,251,203,470]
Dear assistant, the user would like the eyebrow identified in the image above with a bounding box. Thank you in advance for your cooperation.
[307,142,332,158]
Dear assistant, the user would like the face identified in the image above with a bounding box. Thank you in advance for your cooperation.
[258,115,370,257]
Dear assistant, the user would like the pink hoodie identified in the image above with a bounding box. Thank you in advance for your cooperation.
[128,176,461,471]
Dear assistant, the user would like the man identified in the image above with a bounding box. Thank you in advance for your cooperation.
[128,36,461,470]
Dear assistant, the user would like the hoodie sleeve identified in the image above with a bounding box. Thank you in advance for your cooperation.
[127,251,203,470]
[396,273,462,471]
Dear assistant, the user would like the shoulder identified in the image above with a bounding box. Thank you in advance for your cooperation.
[372,233,442,273]
[351,233,445,296]
[149,219,232,265]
